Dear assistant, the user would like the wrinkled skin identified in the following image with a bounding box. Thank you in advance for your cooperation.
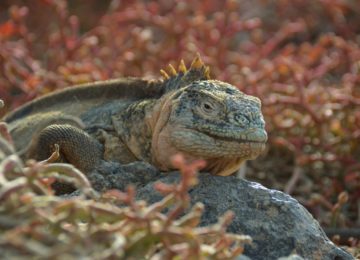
[144,80,267,176]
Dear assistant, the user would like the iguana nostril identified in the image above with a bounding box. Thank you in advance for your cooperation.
[234,114,250,127]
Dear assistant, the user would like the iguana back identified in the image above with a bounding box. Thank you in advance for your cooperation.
[4,77,163,151]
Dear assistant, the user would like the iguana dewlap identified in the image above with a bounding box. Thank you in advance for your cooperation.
[3,55,267,176]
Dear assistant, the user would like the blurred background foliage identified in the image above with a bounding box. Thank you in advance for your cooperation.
[0,0,359,242]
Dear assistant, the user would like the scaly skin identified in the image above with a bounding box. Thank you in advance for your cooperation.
[3,55,267,176]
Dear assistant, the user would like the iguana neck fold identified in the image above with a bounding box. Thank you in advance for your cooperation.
[111,98,158,163]
[111,90,181,170]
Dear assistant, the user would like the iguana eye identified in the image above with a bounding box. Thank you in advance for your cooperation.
[199,100,218,116]
[202,102,214,112]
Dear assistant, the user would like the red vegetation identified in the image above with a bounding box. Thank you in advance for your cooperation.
[0,123,250,259]
[0,0,359,240]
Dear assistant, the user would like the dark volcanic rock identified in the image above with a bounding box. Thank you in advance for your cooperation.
[87,161,162,191]
[88,161,353,260]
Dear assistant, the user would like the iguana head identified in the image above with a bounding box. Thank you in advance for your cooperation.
[151,55,267,176]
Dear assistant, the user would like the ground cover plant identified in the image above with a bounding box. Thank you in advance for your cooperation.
[0,0,359,257]
[0,123,251,258]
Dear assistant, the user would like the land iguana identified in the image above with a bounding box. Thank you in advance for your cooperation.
[3,55,267,176]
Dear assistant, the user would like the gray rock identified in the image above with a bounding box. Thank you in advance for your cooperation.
[277,254,305,260]
[88,160,162,191]
[88,161,354,260]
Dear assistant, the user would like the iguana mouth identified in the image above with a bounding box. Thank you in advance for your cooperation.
[196,128,267,144]
[170,128,267,159]
[204,132,267,144]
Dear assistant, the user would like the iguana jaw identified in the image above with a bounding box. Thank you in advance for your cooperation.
[170,127,267,158]
[150,124,266,176]
[170,127,266,167]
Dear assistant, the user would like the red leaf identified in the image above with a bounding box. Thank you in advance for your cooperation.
[0,21,17,39]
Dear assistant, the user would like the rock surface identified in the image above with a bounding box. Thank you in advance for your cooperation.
[87,161,353,260]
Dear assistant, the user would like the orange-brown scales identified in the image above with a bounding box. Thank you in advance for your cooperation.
[3,54,267,176]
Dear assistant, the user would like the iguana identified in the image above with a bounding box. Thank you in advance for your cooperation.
[3,55,267,176]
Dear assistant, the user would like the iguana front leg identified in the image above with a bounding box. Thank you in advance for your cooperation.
[29,124,103,173]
